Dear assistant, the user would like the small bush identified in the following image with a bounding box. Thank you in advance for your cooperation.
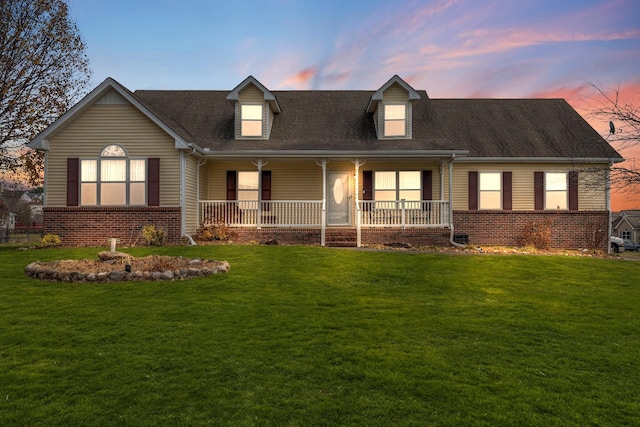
[197,219,228,241]
[39,233,62,248]
[142,225,166,246]
[517,219,552,250]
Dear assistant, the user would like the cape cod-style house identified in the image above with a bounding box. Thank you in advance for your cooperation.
[29,75,623,249]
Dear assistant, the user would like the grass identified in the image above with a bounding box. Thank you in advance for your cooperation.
[0,244,639,426]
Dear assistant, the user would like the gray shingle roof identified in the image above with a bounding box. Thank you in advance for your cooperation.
[133,89,622,160]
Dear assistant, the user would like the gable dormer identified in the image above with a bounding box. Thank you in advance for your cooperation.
[366,75,421,140]
[226,76,281,140]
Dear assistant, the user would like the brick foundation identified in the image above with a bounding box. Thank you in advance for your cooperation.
[452,210,609,250]
[43,207,183,247]
[225,211,609,250]
[43,208,610,250]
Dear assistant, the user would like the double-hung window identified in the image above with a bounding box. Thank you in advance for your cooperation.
[237,171,259,209]
[374,171,420,207]
[383,104,406,137]
[80,145,146,206]
[545,172,567,209]
[479,172,501,209]
[240,104,263,137]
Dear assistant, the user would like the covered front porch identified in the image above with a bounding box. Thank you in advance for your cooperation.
[196,156,458,247]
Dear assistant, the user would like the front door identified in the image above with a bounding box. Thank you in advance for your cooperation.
[328,172,350,226]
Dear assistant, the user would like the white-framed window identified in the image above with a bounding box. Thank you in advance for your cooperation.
[479,172,501,209]
[383,104,406,137]
[237,171,259,208]
[546,172,567,209]
[80,145,146,206]
[374,171,420,206]
[240,104,263,137]
[622,230,631,240]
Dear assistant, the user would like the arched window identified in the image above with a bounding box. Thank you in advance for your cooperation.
[80,145,146,206]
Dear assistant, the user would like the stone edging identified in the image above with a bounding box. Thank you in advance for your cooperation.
[25,256,230,283]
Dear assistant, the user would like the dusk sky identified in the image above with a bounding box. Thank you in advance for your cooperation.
[66,0,640,209]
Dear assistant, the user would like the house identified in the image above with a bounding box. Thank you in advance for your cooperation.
[612,210,640,244]
[29,75,623,249]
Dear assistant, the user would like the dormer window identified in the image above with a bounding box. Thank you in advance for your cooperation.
[384,104,407,137]
[226,76,282,140]
[366,75,421,140]
[241,104,263,137]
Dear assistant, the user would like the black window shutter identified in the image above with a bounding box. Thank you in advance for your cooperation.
[148,158,160,206]
[362,171,373,201]
[422,170,432,211]
[226,171,237,201]
[468,171,478,210]
[534,171,544,210]
[261,171,271,211]
[422,170,432,200]
[568,171,578,210]
[502,172,512,210]
[67,158,79,206]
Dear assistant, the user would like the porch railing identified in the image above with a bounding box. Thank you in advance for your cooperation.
[358,200,450,227]
[199,200,323,227]
[198,199,450,228]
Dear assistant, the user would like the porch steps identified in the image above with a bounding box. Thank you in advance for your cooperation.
[325,229,358,247]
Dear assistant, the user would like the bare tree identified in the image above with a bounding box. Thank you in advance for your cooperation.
[584,83,640,196]
[0,0,91,186]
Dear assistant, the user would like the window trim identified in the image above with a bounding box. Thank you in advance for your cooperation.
[382,103,408,138]
[79,144,148,207]
[240,103,264,138]
[545,171,568,210]
[373,170,421,206]
[478,171,502,210]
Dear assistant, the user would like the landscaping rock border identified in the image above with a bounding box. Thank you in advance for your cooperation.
[25,255,230,283]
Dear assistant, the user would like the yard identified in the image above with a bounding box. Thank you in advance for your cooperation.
[0,244,639,426]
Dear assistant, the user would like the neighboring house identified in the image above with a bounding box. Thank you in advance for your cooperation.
[612,210,640,244]
[29,75,623,249]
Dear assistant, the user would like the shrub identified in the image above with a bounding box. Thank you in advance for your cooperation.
[39,233,61,248]
[142,225,166,246]
[517,219,552,250]
[197,219,228,241]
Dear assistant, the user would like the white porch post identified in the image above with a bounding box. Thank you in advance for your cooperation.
[321,160,327,246]
[256,159,263,229]
[354,160,361,247]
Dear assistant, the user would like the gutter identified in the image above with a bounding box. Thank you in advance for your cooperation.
[199,149,470,158]
[457,156,625,164]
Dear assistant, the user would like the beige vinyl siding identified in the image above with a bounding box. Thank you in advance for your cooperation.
[184,155,198,234]
[45,103,181,207]
[578,168,607,210]
[204,160,324,200]
[199,161,209,201]
[447,162,609,211]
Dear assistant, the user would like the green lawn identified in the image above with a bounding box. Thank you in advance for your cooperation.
[1,245,639,426]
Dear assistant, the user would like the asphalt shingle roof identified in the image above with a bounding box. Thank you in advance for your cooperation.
[133,89,622,160]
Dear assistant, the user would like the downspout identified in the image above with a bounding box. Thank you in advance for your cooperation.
[181,147,198,246]
[607,162,612,254]
[448,154,466,248]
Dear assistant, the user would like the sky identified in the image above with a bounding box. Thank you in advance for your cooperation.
[65,0,640,209]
